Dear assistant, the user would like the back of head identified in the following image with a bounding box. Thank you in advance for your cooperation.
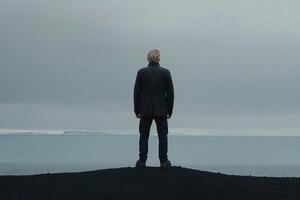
[147,49,160,63]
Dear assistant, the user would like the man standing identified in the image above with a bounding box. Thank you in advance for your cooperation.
[134,49,174,169]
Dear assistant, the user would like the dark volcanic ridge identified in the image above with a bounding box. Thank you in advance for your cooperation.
[0,166,299,200]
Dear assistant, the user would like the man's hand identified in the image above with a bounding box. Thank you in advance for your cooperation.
[136,114,141,119]
[167,114,172,119]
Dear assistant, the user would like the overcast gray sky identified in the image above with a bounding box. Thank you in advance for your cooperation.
[0,0,300,134]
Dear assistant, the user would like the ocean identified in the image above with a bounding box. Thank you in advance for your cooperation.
[1,135,300,177]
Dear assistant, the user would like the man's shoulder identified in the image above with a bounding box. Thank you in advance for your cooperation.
[136,67,147,77]
[159,66,171,73]
[138,66,148,72]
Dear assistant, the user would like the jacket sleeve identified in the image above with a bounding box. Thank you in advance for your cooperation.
[134,70,142,115]
[166,71,174,115]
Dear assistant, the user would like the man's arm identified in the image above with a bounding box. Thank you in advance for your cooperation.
[166,70,174,117]
[134,70,142,117]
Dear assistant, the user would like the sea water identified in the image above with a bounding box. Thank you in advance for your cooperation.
[0,135,300,177]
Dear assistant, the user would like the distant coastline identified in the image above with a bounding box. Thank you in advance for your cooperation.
[1,128,300,136]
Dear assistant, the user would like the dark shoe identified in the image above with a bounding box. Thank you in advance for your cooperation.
[160,159,171,169]
[135,159,146,168]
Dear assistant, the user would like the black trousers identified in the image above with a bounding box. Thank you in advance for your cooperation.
[138,116,168,163]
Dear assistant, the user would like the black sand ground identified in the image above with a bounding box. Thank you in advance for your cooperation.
[0,166,299,200]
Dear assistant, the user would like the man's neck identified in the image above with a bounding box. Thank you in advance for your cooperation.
[148,61,160,66]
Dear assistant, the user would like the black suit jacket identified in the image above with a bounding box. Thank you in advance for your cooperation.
[134,62,174,117]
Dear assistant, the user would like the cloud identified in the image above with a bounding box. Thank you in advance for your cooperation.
[0,0,300,130]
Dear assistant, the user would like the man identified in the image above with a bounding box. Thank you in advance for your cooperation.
[134,49,174,169]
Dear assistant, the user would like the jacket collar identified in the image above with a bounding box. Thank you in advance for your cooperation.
[148,61,160,67]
